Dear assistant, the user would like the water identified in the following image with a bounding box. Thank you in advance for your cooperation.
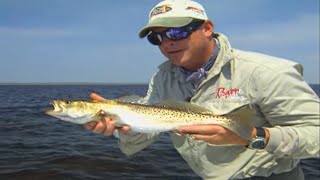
[0,84,319,180]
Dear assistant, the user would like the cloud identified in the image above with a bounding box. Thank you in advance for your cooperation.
[228,13,319,49]
[225,13,320,83]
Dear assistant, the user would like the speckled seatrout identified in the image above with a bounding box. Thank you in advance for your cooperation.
[46,97,254,140]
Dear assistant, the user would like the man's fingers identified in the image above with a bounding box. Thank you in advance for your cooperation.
[191,134,219,141]
[191,134,223,145]
[88,93,124,136]
[92,121,106,134]
[90,93,108,101]
[84,121,98,130]
[84,116,131,136]
[178,124,221,135]
[192,134,212,141]
[104,118,116,136]
[118,126,130,133]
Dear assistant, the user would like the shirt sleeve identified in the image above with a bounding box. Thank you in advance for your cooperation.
[117,72,162,156]
[253,64,320,158]
[118,132,161,156]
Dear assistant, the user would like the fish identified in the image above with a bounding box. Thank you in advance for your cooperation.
[45,97,255,140]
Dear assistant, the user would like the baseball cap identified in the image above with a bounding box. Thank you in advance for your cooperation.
[139,0,208,38]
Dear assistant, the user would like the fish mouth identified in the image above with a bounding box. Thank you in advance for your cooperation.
[45,108,70,119]
[45,100,64,115]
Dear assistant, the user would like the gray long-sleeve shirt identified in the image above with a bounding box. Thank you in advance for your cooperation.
[117,33,320,179]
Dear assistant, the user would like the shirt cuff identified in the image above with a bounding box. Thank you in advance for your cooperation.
[264,127,282,153]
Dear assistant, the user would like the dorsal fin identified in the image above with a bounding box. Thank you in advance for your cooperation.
[154,100,213,115]
[115,95,145,103]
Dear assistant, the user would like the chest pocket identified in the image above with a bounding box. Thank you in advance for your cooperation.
[191,80,250,114]
[191,82,270,127]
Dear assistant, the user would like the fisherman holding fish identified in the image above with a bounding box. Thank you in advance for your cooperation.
[51,0,319,179]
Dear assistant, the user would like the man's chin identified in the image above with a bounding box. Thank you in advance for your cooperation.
[170,59,184,66]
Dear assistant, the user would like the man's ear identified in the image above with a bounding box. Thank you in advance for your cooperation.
[203,20,214,37]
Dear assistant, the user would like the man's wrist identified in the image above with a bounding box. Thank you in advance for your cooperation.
[251,127,270,144]
[265,128,270,145]
[247,127,270,149]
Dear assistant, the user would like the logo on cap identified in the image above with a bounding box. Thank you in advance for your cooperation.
[150,5,172,18]
[186,6,205,15]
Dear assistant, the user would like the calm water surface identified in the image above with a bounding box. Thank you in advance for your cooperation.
[0,84,319,180]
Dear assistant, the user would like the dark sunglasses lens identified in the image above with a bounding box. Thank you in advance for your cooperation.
[166,28,189,40]
[147,33,162,45]
[146,20,204,45]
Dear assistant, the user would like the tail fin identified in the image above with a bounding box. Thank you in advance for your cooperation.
[229,106,255,140]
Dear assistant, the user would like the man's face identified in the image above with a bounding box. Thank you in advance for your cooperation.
[151,21,213,71]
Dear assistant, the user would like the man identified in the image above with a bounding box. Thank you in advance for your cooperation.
[85,0,320,179]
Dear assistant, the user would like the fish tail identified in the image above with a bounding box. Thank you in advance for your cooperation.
[230,106,255,123]
[228,106,255,140]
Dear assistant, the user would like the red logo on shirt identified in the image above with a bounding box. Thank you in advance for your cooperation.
[216,87,240,99]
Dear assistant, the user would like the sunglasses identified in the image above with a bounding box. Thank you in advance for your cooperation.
[147,20,205,45]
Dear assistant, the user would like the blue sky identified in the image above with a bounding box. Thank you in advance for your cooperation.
[0,0,319,84]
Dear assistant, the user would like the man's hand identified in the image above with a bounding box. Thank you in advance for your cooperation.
[83,93,130,136]
[177,124,253,145]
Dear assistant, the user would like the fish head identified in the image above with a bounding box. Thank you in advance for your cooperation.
[46,100,101,124]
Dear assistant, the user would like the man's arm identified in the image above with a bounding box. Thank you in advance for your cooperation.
[253,64,320,158]
[177,64,319,159]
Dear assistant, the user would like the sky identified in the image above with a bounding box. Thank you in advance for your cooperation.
[0,0,319,84]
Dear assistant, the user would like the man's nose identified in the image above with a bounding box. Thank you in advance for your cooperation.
[161,37,175,46]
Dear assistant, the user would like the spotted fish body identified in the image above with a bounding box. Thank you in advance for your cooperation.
[46,98,254,140]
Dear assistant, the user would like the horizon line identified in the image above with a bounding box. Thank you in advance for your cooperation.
[0,82,319,86]
[0,82,149,86]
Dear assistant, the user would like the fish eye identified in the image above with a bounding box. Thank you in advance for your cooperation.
[66,100,71,104]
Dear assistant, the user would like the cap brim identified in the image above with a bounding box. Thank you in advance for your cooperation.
[139,17,194,38]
